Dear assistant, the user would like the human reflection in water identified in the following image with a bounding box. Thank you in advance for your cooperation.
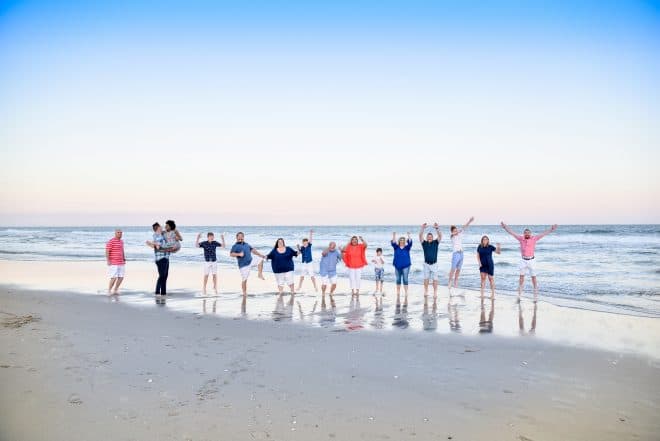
[345,296,366,331]
[370,294,385,329]
[272,294,295,322]
[392,299,409,329]
[518,301,537,335]
[421,296,438,331]
[202,298,217,314]
[448,299,460,332]
[241,295,247,316]
[478,296,494,333]
[319,298,337,328]
[155,295,166,306]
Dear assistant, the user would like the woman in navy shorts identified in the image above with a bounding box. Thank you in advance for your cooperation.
[476,235,501,298]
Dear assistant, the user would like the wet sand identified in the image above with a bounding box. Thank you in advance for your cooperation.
[1,282,659,440]
[1,260,660,358]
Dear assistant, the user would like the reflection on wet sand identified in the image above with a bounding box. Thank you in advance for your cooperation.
[370,295,385,329]
[421,296,437,331]
[319,301,337,328]
[519,301,538,335]
[392,300,409,329]
[479,296,495,333]
[272,294,295,322]
[155,295,166,306]
[345,296,366,331]
[448,296,461,333]
[202,298,217,314]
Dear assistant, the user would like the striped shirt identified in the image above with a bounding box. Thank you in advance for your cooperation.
[106,238,125,265]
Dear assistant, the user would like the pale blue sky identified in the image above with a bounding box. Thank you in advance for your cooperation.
[1,1,659,225]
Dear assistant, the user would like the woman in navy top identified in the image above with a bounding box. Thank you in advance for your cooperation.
[267,238,299,295]
[391,232,413,302]
[476,235,501,298]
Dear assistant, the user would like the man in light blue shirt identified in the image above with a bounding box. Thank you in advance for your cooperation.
[229,232,266,296]
[319,241,342,307]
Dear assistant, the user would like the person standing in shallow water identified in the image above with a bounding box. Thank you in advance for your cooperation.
[501,222,558,302]
[340,235,367,297]
[105,228,125,295]
[419,223,442,298]
[296,229,318,292]
[195,232,226,295]
[391,232,413,304]
[145,222,174,296]
[476,235,501,299]
[229,232,267,296]
[319,241,342,308]
[448,216,474,290]
[266,238,299,296]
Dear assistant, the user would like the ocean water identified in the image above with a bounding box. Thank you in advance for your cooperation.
[1,225,659,317]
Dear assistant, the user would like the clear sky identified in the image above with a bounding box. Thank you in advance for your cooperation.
[1,1,659,226]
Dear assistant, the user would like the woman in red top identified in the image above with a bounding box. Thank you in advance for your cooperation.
[341,235,367,297]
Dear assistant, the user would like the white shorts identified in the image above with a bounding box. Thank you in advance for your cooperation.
[320,274,337,286]
[299,262,315,277]
[275,271,294,287]
[423,262,439,281]
[204,261,218,275]
[238,257,263,281]
[519,258,537,277]
[108,264,125,279]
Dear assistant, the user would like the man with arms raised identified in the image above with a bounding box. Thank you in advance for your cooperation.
[419,222,442,299]
[501,222,558,302]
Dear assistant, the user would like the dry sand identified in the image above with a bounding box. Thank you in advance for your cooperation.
[1,282,659,441]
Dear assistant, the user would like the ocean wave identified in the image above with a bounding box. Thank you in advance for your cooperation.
[580,229,617,234]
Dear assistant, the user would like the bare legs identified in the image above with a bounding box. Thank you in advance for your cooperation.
[480,273,496,298]
[202,274,218,295]
[518,275,539,302]
[108,277,123,295]
[423,279,439,298]
[448,269,461,289]
[297,275,318,292]
[257,260,265,280]
[321,282,337,308]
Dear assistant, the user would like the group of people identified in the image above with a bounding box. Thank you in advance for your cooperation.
[104,219,558,304]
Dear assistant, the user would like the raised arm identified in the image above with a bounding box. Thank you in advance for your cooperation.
[535,224,558,241]
[419,223,427,243]
[500,222,522,240]
[495,242,502,254]
[309,229,314,243]
[195,233,201,248]
[359,236,367,247]
[392,232,397,244]
[220,234,226,248]
[462,216,475,231]
[433,223,442,241]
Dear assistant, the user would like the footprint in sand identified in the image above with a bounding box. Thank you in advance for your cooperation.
[67,393,83,405]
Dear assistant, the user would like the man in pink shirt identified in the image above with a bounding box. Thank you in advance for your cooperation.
[501,222,558,301]
[106,229,126,295]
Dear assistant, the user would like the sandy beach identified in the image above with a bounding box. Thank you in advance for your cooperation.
[1,261,659,441]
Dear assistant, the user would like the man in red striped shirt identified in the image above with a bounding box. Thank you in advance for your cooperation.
[106,229,126,295]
